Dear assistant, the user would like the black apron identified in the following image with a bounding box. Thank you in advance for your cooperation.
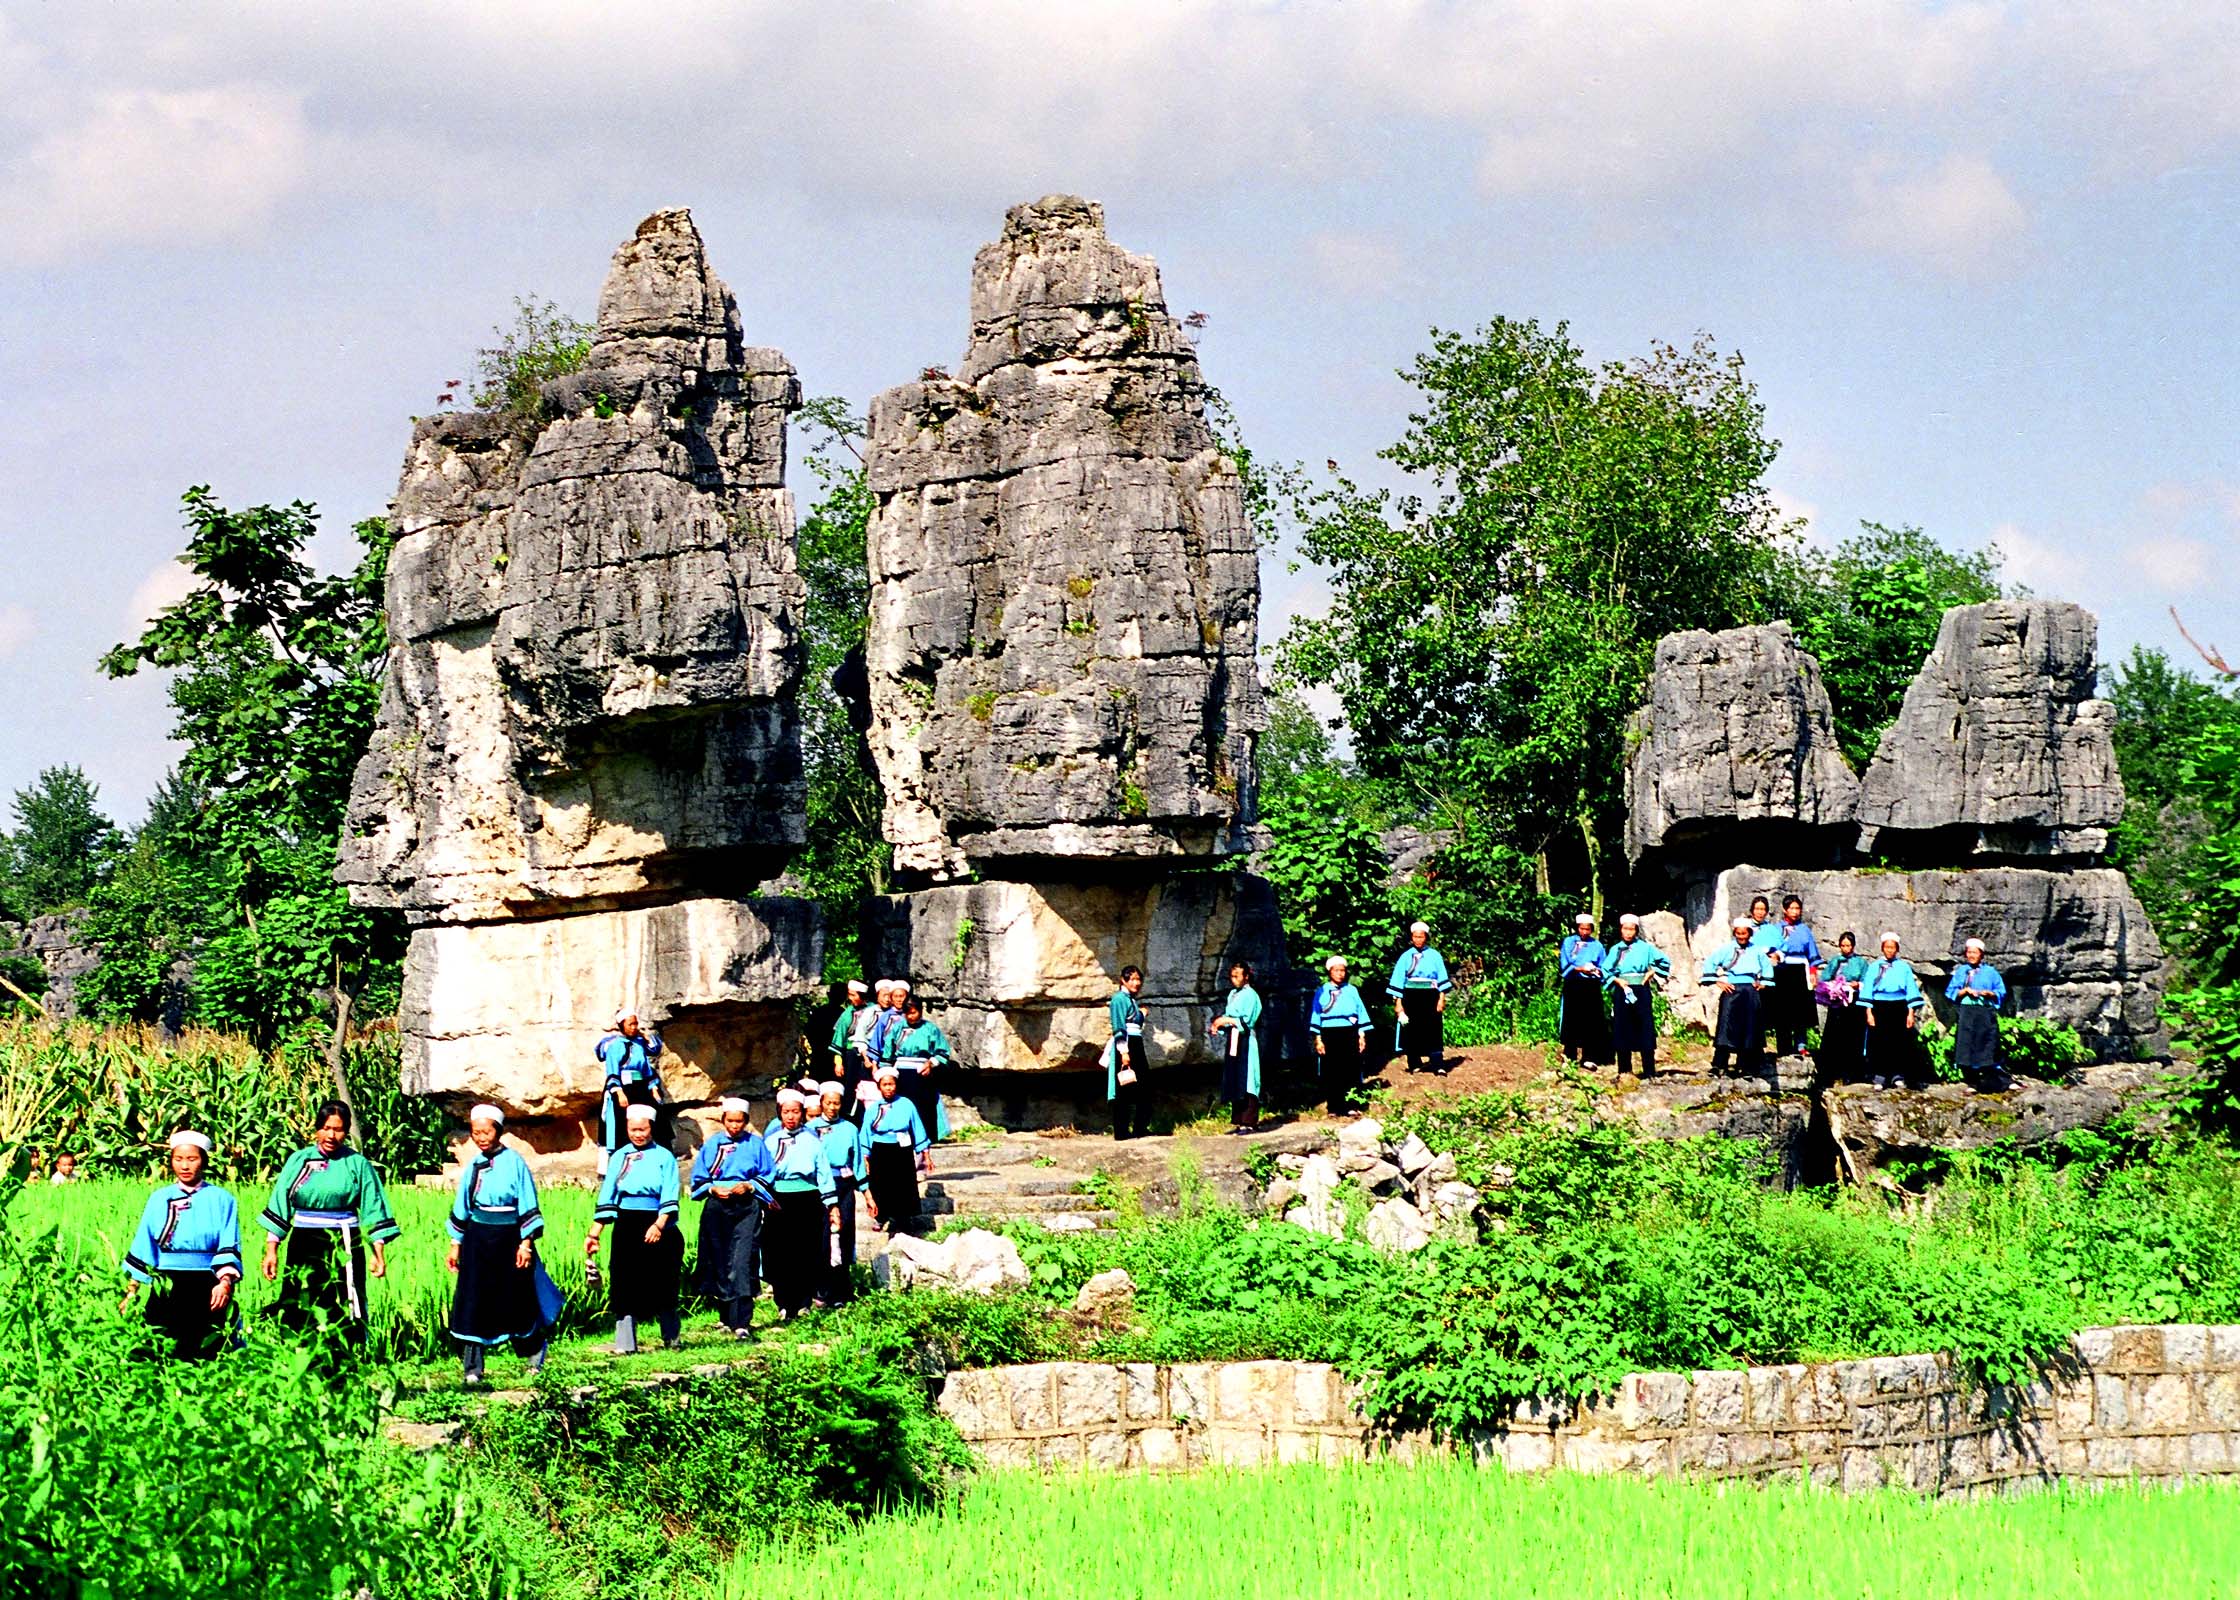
[606,1208,683,1321]
[1713,985,1761,1054]
[1819,1002,1867,1079]
[1319,1026,1363,1110]
[1773,962,1813,1036]
[144,1270,231,1362]
[1220,1019,1252,1102]
[1954,1006,2001,1071]
[764,1187,828,1314]
[450,1219,540,1345]
[1398,986,1442,1062]
[1868,1001,1917,1081]
[867,1140,919,1231]
[1610,984,1656,1055]
[1560,971,1611,1059]
[695,1191,762,1325]
[274,1225,369,1338]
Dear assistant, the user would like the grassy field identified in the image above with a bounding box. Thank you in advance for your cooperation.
[725,1461,2240,1600]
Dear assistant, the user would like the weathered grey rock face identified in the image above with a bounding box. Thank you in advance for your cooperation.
[1599,1074,1815,1188]
[862,195,1262,880]
[1683,865,2169,1059]
[1825,1065,2184,1177]
[1625,623,1860,867]
[404,896,822,1134]
[864,871,1290,1072]
[338,208,806,924]
[1858,601,2122,859]
[20,911,99,1022]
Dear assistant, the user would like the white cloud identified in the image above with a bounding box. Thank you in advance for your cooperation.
[0,605,34,659]
[2135,535,2212,592]
[1769,487,1823,546]
[1990,522,2088,596]
[0,82,309,263]
[126,558,199,633]
[1845,153,2028,278]
[1306,230,1407,298]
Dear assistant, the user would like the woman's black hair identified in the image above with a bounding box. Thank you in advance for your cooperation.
[1119,965,1143,982]
[1784,895,1803,912]
[1749,894,1771,914]
[1839,930,1857,946]
[313,1099,352,1134]
[1230,959,1255,984]
[903,995,924,1015]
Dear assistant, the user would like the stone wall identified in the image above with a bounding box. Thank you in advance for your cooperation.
[937,1325,2240,1491]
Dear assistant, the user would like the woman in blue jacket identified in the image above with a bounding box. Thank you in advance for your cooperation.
[1945,937,2011,1092]
[1859,933,1929,1089]
[121,1130,241,1361]
[1309,956,1372,1114]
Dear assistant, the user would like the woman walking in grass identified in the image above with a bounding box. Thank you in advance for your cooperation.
[810,1082,866,1306]
[762,1090,841,1323]
[585,1103,683,1353]
[1211,960,1264,1133]
[121,1130,241,1361]
[444,1104,549,1385]
[690,1097,773,1339]
[259,1100,399,1346]
[863,1065,930,1236]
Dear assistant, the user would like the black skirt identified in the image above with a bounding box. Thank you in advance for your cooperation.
[145,1269,231,1361]
[867,1141,919,1231]
[695,1192,761,1305]
[450,1219,540,1345]
[1610,984,1656,1054]
[274,1225,369,1333]
[1954,1006,2001,1071]
[1560,972,1611,1059]
[1772,962,1814,1035]
[606,1208,683,1322]
[1819,1003,1867,1077]
[898,1069,941,1145]
[1398,988,1443,1059]
[1713,985,1761,1054]
[1319,1027,1363,1109]
[1868,1001,1918,1080]
[824,1176,857,1304]
[764,1188,828,1314]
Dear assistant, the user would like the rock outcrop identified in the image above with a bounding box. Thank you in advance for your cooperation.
[859,197,1288,1085]
[1825,1065,2186,1177]
[1857,601,2122,860]
[863,195,1262,880]
[335,210,822,1159]
[1625,624,1861,867]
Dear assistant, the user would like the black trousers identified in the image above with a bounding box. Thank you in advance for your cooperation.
[867,1142,920,1233]
[1559,972,1611,1064]
[144,1269,231,1362]
[1610,984,1656,1076]
[764,1189,828,1316]
[273,1225,368,1345]
[1319,1027,1364,1112]
[695,1193,762,1330]
[1710,986,1762,1075]
[898,1068,941,1144]
[1818,1004,1867,1081]
[1867,1001,1920,1085]
[1398,988,1444,1072]
[1772,963,1814,1056]
[822,1176,858,1305]
[1111,1036,1149,1139]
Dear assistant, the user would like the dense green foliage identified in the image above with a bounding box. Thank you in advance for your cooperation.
[0,1160,496,1599]
[727,1463,2240,1600]
[0,766,124,921]
[89,489,404,1046]
[1780,523,2005,766]
[469,296,592,427]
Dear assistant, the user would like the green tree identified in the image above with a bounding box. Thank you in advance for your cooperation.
[1259,768,1399,970]
[92,489,403,1066]
[0,766,121,916]
[1780,523,2004,766]
[791,398,890,981]
[469,295,592,428]
[1277,323,1792,915]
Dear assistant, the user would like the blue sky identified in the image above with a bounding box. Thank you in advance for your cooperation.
[2,1,2235,824]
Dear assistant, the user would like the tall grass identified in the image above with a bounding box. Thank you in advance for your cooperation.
[725,1462,2240,1600]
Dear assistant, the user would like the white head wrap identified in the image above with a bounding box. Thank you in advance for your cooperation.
[847,979,869,995]
[1879,931,1902,949]
[168,1129,212,1152]
[1574,912,1595,928]
[1325,955,1348,973]
[717,1097,751,1115]
[776,1087,806,1109]
[818,1081,844,1099]
[624,1103,658,1126]
[1409,921,1430,936]
[468,1103,504,1127]
[894,981,912,996]
[1731,918,1753,936]
[874,1063,900,1084]
[1619,913,1640,928]
[613,1007,639,1030]
[1963,937,1985,953]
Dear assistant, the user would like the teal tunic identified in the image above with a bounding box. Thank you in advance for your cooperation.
[445,1146,544,1242]
[1106,988,1147,1100]
[259,1147,401,1244]
[809,1115,868,1185]
[125,1182,243,1282]
[1218,984,1264,1098]
[1602,937,1672,993]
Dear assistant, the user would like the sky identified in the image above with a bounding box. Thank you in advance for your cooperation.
[2,0,2236,826]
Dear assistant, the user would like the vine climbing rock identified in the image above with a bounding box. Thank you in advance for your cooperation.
[334,209,822,1166]
[862,194,1264,881]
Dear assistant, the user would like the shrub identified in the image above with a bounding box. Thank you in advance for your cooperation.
[472,297,592,428]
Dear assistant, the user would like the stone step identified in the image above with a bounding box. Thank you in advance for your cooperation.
[918,1190,1092,1215]
[922,1177,1079,1199]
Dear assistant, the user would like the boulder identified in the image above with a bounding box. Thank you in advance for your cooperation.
[1352,1159,1404,1194]
[861,195,1262,879]
[1599,1076,1815,1188]
[1283,1153,1346,1239]
[1825,1065,2186,1177]
[1429,1181,1482,1227]
[1336,1117,1385,1155]
[1365,1197,1432,1254]
[1625,624,1860,867]
[1857,601,2122,860]
[873,1227,1029,1293]
[1262,1177,1301,1214]
[338,208,807,925]
[1680,865,2168,1059]
[22,910,99,1021]
[864,872,1291,1070]
[1394,1133,1435,1176]
[1072,1268,1137,1319]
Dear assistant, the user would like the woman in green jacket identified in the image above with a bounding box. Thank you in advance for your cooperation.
[881,996,953,1144]
[1210,960,1263,1134]
[259,1100,400,1344]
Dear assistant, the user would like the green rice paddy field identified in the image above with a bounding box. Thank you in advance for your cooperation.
[727,1462,2240,1600]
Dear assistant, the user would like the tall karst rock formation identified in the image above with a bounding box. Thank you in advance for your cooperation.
[860,196,1289,1084]
[338,210,822,1158]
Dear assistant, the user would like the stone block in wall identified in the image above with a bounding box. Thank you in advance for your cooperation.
[1122,1363,1163,1421]
[1004,1364,1058,1432]
[2213,1327,2240,1368]
[1085,1431,1131,1469]
[2162,1325,2210,1369]
[1137,1427,1183,1469]
[1613,1372,1692,1432]
[1170,1364,1213,1426]
[1692,1371,1746,1428]
[1201,1427,1270,1467]
[865,872,1291,1072]
[1058,1364,1123,1427]
[2199,1374,2240,1428]
[2137,1373,2192,1431]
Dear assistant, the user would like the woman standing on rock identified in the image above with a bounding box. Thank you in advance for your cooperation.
[1770,896,1823,1058]
[1815,932,1872,1081]
[1859,932,1928,1089]
[595,1011,667,1166]
[880,995,952,1145]
[259,1101,400,1347]
[862,1065,929,1236]
[689,1097,772,1339]
[121,1130,241,1361]
[1944,937,2011,1092]
[1702,917,1774,1075]
[810,1082,865,1305]
[444,1105,549,1385]
[1602,915,1671,1079]
[1309,956,1372,1114]
[1106,966,1152,1139]
[1387,923,1452,1074]
[1211,960,1264,1133]
[761,1090,841,1322]
[1558,913,1612,1069]
[585,1103,682,1354]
